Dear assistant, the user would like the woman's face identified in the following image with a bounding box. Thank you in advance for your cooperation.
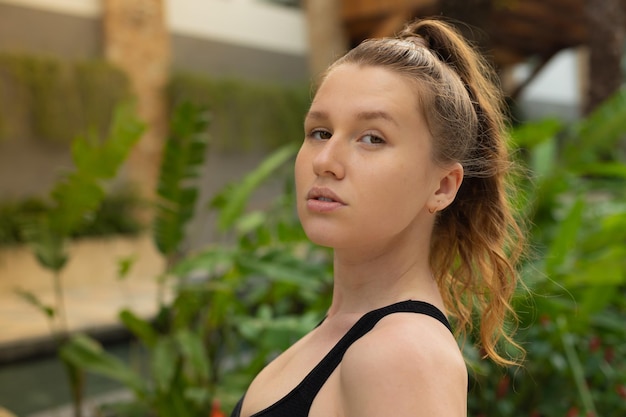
[295,63,460,251]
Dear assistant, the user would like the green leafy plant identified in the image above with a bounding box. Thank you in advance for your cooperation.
[62,102,211,416]
[153,102,209,264]
[18,102,144,327]
[0,191,142,247]
[467,88,626,417]
[167,142,331,409]
[61,130,332,415]
[15,101,144,417]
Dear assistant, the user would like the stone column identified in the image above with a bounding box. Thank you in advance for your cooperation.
[103,0,170,201]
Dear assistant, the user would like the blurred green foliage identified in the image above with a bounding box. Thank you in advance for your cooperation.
[13,102,144,417]
[0,53,130,143]
[0,53,309,150]
[62,131,331,414]
[0,55,310,245]
[17,102,144,273]
[64,102,222,416]
[168,72,310,152]
[0,191,143,247]
[153,102,209,267]
[467,88,626,417]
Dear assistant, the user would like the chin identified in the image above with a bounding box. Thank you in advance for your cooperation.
[300,222,345,249]
[298,210,358,249]
[302,229,336,248]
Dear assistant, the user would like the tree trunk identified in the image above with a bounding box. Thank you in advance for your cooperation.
[584,0,625,114]
[304,0,349,84]
[102,0,170,206]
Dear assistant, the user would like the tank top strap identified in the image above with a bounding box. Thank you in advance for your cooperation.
[230,300,451,417]
[298,299,451,402]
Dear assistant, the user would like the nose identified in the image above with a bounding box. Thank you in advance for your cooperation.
[312,136,346,179]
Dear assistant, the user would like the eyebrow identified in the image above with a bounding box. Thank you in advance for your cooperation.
[356,110,399,127]
[304,110,328,121]
[305,110,399,127]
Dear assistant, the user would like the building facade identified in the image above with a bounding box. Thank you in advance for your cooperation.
[0,0,309,83]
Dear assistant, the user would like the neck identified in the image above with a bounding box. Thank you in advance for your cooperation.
[326,233,443,319]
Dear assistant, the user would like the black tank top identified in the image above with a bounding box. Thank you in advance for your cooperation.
[230,300,451,417]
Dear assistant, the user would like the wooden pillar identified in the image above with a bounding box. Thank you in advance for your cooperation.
[584,0,625,114]
[103,0,170,199]
[304,0,349,85]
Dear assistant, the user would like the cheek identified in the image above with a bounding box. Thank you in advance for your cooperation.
[294,147,311,208]
[371,165,430,215]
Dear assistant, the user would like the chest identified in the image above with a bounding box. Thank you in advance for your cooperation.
[239,327,347,417]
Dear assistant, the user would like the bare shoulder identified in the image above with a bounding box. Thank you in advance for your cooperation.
[339,312,467,417]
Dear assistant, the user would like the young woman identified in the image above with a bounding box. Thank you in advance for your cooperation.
[231,18,524,417]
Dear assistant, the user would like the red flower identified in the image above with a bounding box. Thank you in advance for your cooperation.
[616,384,626,399]
[210,399,226,417]
[566,406,579,417]
[496,374,511,398]
[588,336,601,353]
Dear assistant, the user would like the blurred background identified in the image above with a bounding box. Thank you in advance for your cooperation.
[0,1,624,417]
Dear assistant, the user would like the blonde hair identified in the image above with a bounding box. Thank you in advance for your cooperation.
[329,19,525,365]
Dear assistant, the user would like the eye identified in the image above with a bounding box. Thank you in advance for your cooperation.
[360,133,386,145]
[309,129,332,140]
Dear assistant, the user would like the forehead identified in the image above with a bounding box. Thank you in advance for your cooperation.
[312,64,421,111]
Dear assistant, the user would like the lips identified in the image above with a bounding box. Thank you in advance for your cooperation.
[306,187,345,204]
[305,187,346,212]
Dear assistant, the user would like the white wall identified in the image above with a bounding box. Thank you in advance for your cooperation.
[514,48,582,107]
[0,0,307,55]
[0,0,100,16]
[167,0,307,55]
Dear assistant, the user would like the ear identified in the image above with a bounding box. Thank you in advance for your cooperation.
[427,162,463,213]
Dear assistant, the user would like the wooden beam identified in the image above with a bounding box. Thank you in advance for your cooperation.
[491,48,527,67]
[491,3,587,46]
[340,0,594,72]
[489,16,585,53]
[493,1,586,38]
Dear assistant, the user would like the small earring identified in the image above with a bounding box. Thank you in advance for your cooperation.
[428,206,437,214]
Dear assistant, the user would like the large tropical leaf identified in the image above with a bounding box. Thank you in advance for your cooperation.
[119,309,159,348]
[211,142,298,232]
[20,102,143,270]
[48,101,144,236]
[566,87,626,167]
[153,102,209,257]
[60,334,147,395]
